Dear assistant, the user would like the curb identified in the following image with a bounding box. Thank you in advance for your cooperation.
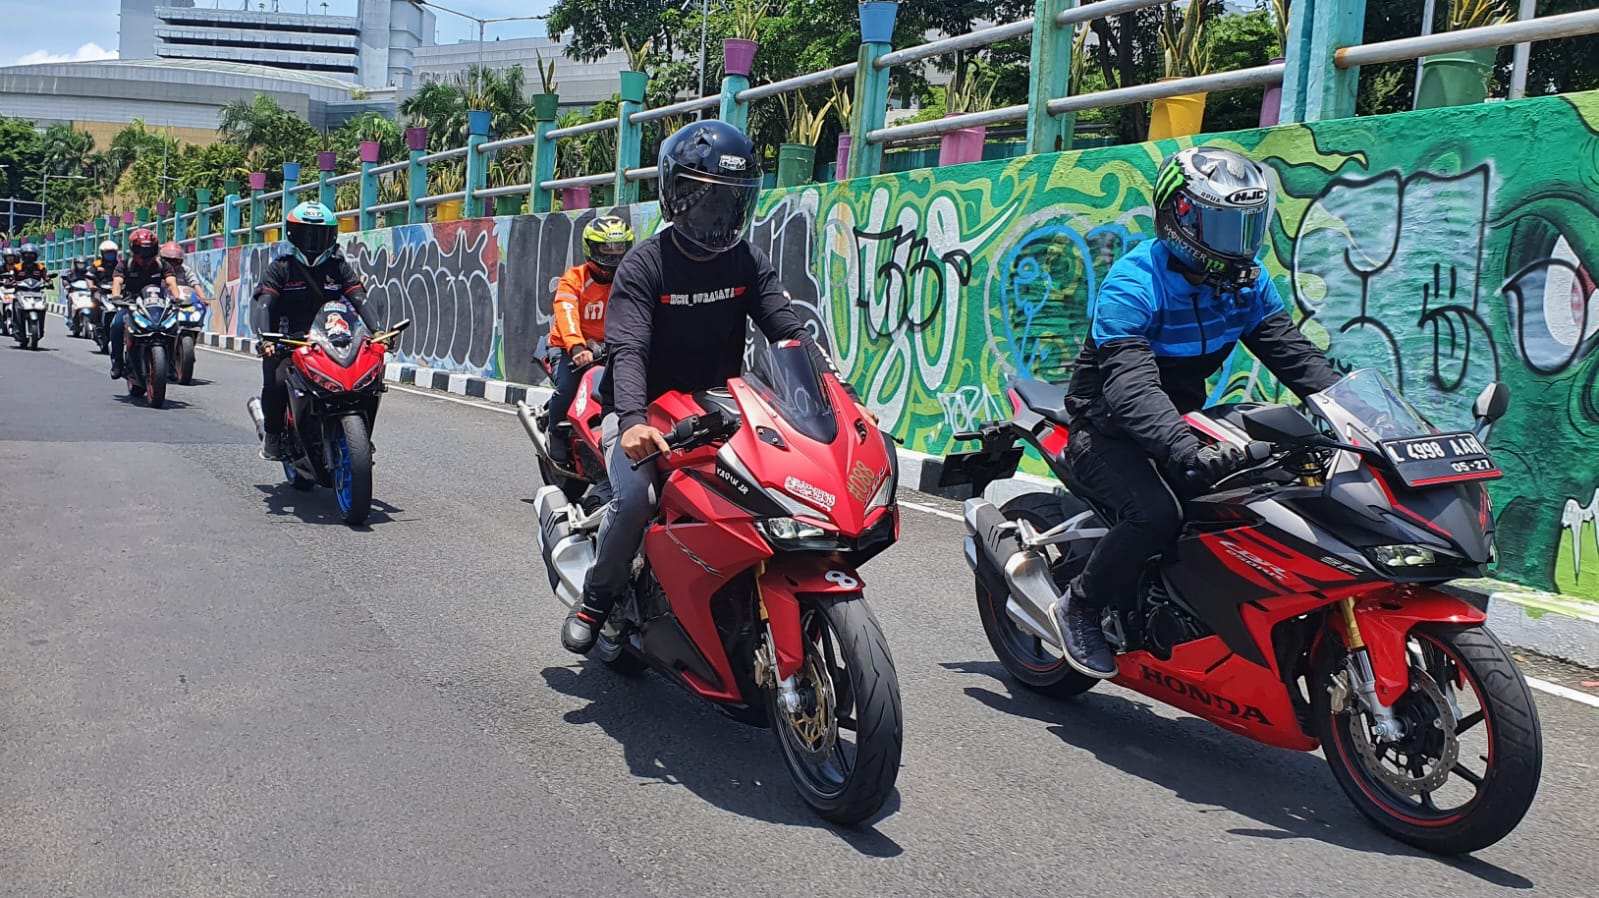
[193,328,1598,666]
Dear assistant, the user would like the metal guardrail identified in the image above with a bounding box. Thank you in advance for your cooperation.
[476,182,533,199]
[369,159,410,176]
[875,19,1033,69]
[737,63,859,102]
[625,166,660,182]
[547,117,620,140]
[1047,63,1285,115]
[868,104,1029,144]
[1056,0,1167,27]
[479,132,541,153]
[631,94,720,124]
[417,190,466,207]
[418,147,469,165]
[540,172,615,191]
[1336,8,1599,68]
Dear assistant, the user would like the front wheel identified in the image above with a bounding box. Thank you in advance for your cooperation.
[145,344,168,408]
[768,594,902,825]
[331,414,374,525]
[975,492,1102,699]
[27,319,40,350]
[1313,624,1542,854]
[177,334,196,384]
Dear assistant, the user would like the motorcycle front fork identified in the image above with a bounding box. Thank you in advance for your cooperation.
[1332,596,1407,742]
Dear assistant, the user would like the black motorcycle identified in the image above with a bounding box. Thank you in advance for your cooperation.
[115,285,181,409]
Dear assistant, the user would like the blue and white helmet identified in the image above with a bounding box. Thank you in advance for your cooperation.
[1153,146,1274,286]
[286,200,340,267]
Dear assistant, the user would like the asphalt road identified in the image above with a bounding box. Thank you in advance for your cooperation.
[4,327,1598,898]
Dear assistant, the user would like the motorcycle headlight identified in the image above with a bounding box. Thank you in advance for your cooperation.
[1368,544,1439,568]
[757,517,844,551]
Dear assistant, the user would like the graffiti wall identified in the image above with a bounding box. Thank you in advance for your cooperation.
[181,89,1599,600]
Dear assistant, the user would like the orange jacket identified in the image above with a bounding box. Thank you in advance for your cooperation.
[548,263,610,351]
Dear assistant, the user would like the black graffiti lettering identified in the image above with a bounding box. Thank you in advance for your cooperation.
[347,227,498,374]
[852,225,971,339]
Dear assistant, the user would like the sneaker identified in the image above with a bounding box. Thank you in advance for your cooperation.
[260,432,284,461]
[109,360,123,379]
[1051,578,1118,679]
[560,602,607,655]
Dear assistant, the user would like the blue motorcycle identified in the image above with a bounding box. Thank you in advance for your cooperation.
[115,285,181,409]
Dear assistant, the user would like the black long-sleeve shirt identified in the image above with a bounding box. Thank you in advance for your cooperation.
[111,257,172,297]
[250,252,377,337]
[596,231,850,432]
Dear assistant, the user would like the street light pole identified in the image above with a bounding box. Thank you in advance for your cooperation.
[410,1,547,105]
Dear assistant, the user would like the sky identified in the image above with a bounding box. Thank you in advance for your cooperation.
[0,0,556,68]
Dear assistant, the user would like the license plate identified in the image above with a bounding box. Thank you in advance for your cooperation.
[1379,431,1501,488]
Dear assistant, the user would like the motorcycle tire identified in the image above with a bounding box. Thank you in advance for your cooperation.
[178,335,196,385]
[28,323,40,350]
[332,414,374,525]
[145,345,168,409]
[1312,623,1542,855]
[768,594,902,825]
[974,491,1102,699]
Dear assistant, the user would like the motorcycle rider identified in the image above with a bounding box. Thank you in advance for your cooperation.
[545,215,634,464]
[1054,146,1342,679]
[14,243,52,281]
[0,249,17,333]
[160,241,203,303]
[560,120,874,655]
[89,240,120,292]
[252,201,379,461]
[108,228,179,379]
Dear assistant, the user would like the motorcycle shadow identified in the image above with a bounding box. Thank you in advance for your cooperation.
[944,661,1533,889]
[540,664,904,856]
[111,393,191,410]
[254,483,403,528]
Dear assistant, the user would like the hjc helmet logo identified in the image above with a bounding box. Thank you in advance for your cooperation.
[1227,187,1268,205]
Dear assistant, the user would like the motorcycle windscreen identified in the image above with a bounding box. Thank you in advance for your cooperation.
[1312,368,1435,443]
[745,338,837,444]
[309,301,367,366]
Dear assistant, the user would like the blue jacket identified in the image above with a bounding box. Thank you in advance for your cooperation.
[1065,240,1339,465]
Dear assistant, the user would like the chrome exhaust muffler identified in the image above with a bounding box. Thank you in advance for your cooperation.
[962,498,1064,648]
[535,484,593,609]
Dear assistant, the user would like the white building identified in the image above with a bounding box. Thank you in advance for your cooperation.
[411,36,629,107]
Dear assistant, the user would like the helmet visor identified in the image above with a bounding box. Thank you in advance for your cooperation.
[671,171,760,254]
[291,223,338,261]
[1174,197,1272,261]
[132,242,157,261]
[586,239,630,270]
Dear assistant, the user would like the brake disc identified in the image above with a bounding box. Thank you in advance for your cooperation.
[1348,668,1459,795]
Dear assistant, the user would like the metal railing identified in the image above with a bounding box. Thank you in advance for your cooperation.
[37,0,1599,258]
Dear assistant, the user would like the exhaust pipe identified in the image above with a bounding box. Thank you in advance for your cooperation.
[517,399,584,481]
[963,497,1064,648]
[246,396,267,443]
[535,485,592,609]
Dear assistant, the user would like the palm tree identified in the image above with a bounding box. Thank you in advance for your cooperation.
[400,79,467,151]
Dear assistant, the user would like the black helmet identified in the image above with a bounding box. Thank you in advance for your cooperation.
[658,120,762,255]
[1154,146,1274,287]
[19,242,38,263]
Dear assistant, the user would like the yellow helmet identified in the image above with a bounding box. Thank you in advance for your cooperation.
[581,215,634,273]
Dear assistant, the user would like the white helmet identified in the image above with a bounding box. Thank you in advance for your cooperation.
[99,240,118,253]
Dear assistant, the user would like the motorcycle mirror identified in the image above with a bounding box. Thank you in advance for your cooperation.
[1472,382,1510,424]
[1241,404,1322,445]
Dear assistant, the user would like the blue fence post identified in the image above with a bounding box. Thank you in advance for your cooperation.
[719,74,750,130]
[1028,0,1075,154]
[530,102,557,214]
[358,141,380,231]
[616,83,646,205]
[465,110,491,219]
[405,127,428,224]
[1280,0,1365,122]
[248,172,267,245]
[174,196,191,247]
[317,151,337,209]
[281,162,301,239]
[848,1,898,180]
[193,189,212,248]
[223,191,241,250]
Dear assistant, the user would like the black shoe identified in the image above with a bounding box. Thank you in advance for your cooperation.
[561,601,607,655]
[1051,579,1118,679]
[547,432,571,466]
[109,361,123,379]
[260,433,283,461]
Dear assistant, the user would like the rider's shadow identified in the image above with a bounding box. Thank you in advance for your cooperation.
[540,664,903,857]
[943,661,1533,889]
[111,393,191,410]
[255,483,403,528]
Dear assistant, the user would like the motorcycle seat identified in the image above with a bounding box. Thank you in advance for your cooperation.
[1011,379,1072,428]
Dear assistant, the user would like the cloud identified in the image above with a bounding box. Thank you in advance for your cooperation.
[13,43,118,66]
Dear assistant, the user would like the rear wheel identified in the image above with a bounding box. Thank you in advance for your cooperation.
[332,414,374,525]
[1313,624,1542,854]
[177,335,196,384]
[768,595,902,825]
[145,345,168,408]
[975,491,1102,699]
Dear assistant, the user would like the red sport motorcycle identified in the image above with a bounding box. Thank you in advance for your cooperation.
[944,368,1540,854]
[246,302,410,526]
[527,340,904,824]
[517,342,608,504]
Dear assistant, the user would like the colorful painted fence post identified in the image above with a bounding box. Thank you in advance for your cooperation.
[530,102,557,214]
[616,77,645,205]
[406,127,428,225]
[248,172,267,245]
[317,151,337,210]
[281,162,301,236]
[193,189,212,248]
[222,183,240,251]
[1280,0,1365,122]
[1027,0,1076,154]
[848,1,898,180]
[359,142,380,231]
[464,111,490,219]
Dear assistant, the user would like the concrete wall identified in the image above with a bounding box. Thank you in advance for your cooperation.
[181,90,1599,602]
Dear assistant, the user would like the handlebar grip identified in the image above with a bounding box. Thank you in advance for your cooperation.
[952,431,982,442]
[1245,440,1273,463]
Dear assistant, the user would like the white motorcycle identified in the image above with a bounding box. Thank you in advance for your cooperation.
[11,276,47,350]
[0,284,13,337]
[67,278,97,339]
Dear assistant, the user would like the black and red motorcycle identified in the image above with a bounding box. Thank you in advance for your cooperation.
[246,303,410,526]
[944,368,1540,854]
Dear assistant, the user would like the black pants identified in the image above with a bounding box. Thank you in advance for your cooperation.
[1067,423,1183,611]
[261,354,291,435]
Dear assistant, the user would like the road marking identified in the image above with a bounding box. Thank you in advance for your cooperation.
[387,383,517,414]
[1524,676,1599,709]
[900,499,964,523]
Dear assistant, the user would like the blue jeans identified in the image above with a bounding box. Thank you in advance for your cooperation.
[583,413,659,613]
[546,353,580,459]
[109,309,128,369]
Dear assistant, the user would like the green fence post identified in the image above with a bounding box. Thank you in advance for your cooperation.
[848,1,898,180]
[615,101,645,206]
[530,103,557,214]
[464,110,491,219]
[193,189,212,247]
[719,74,750,131]
[358,141,380,231]
[223,190,241,250]
[248,172,268,245]
[317,151,337,209]
[281,162,301,239]
[1280,0,1365,123]
[1028,0,1076,154]
[174,196,191,246]
[405,127,428,224]
[156,202,171,243]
